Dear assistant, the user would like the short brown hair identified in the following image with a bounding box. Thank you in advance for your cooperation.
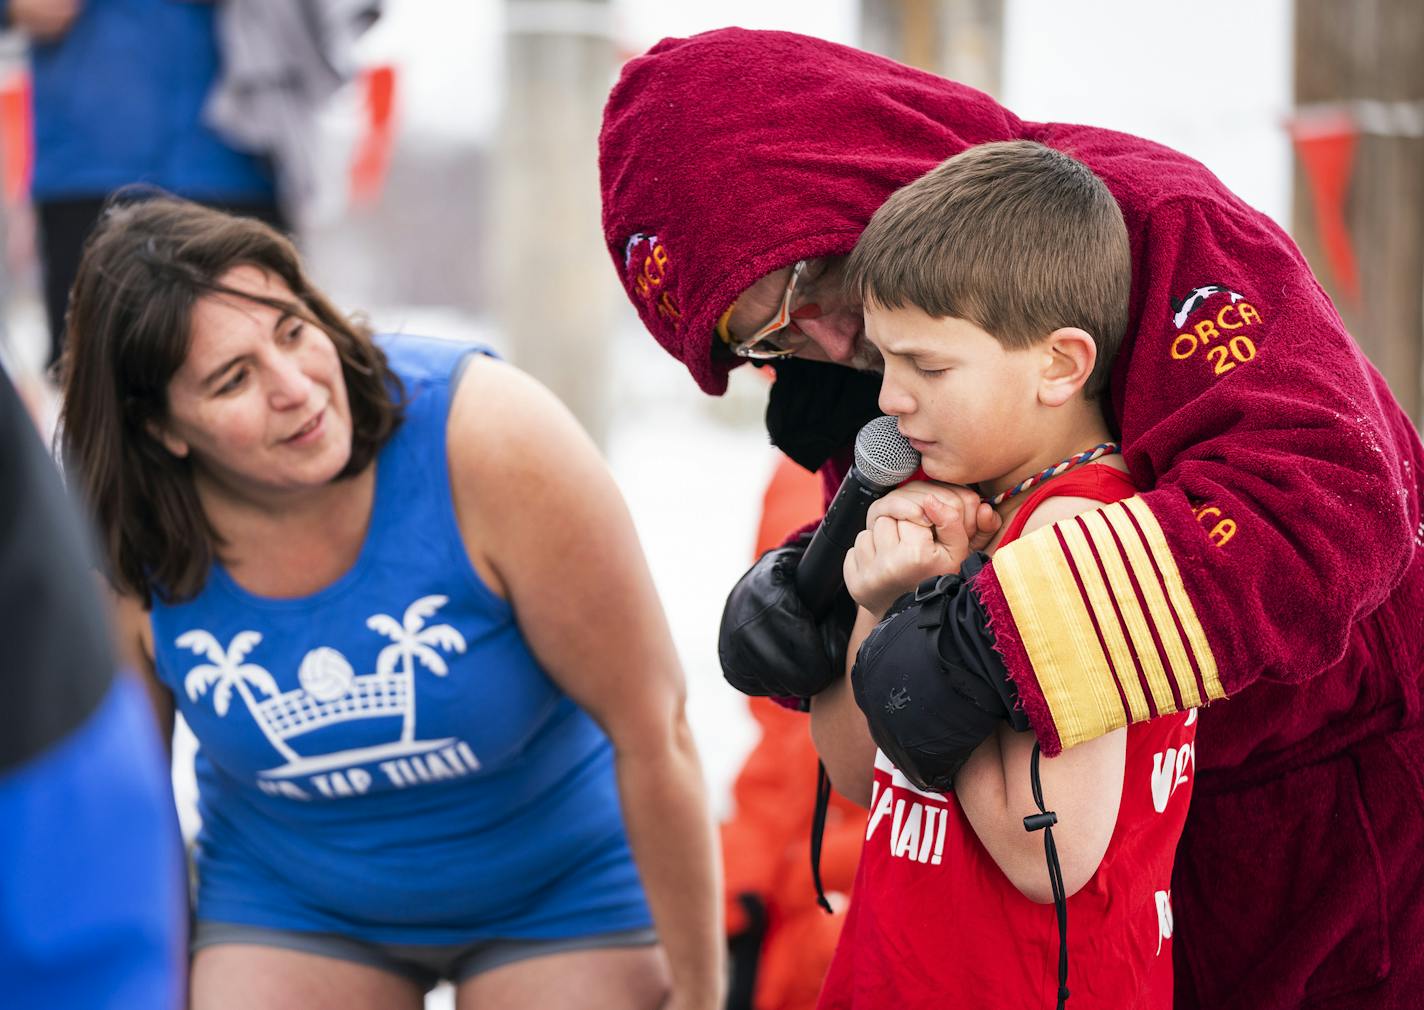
[846,141,1130,398]
[59,197,404,604]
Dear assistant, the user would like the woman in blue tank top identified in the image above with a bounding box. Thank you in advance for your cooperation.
[58,198,723,1009]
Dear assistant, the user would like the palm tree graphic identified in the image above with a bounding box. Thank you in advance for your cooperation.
[367,595,467,742]
[178,629,299,764]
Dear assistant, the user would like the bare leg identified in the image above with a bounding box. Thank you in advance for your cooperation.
[456,944,670,1010]
[191,943,424,1010]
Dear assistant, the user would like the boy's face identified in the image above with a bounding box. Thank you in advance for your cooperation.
[865,301,1045,487]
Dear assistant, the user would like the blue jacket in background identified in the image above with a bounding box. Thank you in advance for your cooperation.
[0,363,184,1009]
[4,0,276,202]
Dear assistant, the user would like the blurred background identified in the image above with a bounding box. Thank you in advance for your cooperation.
[0,2,1418,1005]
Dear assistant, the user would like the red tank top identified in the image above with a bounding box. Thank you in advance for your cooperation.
[818,465,1197,1010]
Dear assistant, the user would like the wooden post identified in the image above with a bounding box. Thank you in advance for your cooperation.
[493,0,616,447]
[860,0,1002,94]
[1293,0,1424,426]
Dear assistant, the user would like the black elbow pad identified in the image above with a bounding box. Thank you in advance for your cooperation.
[850,553,1028,793]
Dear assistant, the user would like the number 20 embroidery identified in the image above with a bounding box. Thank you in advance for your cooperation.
[1170,301,1264,378]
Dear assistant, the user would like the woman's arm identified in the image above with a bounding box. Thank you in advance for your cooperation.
[809,607,880,807]
[448,356,723,1010]
[110,590,175,751]
[6,0,81,41]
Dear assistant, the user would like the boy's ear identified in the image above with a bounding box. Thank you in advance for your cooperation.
[1038,327,1097,407]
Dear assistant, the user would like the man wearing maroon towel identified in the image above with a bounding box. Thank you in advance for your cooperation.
[600,28,1424,1010]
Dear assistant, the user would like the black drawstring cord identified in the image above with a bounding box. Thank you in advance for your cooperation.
[811,760,834,913]
[1024,743,1070,1010]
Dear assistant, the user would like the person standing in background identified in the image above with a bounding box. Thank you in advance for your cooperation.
[0,366,185,1009]
[1,0,284,371]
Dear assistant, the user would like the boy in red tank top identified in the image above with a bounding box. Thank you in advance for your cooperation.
[809,142,1196,1009]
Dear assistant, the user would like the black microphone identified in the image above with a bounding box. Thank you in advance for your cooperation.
[796,415,921,619]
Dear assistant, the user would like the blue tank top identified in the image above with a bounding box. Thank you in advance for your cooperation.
[149,335,651,943]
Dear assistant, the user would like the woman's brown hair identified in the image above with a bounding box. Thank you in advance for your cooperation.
[59,196,404,604]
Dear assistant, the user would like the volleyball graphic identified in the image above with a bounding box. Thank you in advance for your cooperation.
[178,596,470,778]
[298,646,356,702]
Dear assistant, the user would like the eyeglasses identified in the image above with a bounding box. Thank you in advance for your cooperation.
[730,260,816,360]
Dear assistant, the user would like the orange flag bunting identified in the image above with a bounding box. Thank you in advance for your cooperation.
[1289,109,1360,302]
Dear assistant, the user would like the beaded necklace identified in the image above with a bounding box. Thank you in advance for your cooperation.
[986,442,1121,507]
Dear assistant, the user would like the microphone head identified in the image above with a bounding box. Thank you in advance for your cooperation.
[854,415,921,490]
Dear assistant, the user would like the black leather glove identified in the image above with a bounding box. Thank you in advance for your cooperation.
[850,554,1027,792]
[718,531,856,700]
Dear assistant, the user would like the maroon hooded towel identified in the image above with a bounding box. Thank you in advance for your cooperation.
[599,28,1021,395]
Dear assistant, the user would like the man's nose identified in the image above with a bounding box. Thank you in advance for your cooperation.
[798,310,862,363]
